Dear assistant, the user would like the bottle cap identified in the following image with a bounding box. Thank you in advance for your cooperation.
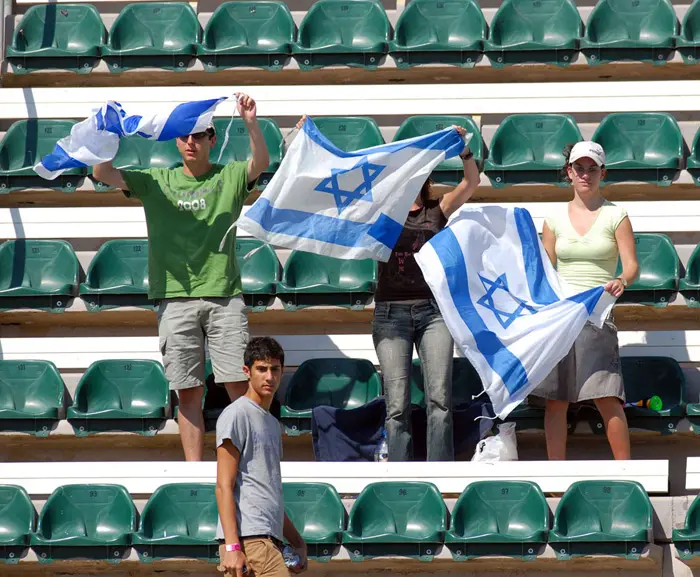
[648,395,663,411]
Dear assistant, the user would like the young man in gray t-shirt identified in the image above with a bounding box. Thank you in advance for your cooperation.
[216,337,307,577]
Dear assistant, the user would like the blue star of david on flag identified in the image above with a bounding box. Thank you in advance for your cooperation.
[477,273,540,329]
[315,156,385,214]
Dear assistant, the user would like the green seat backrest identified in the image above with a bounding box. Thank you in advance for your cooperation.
[38,484,135,540]
[489,0,581,46]
[84,240,149,291]
[684,494,700,532]
[11,4,105,52]
[0,485,35,540]
[394,115,483,163]
[488,114,582,167]
[620,356,684,407]
[584,0,677,43]
[615,233,679,287]
[681,0,700,42]
[409,358,483,409]
[211,118,284,168]
[283,483,345,540]
[592,113,683,165]
[108,2,200,50]
[297,0,390,49]
[0,240,78,291]
[74,360,168,413]
[348,482,446,538]
[312,117,384,152]
[393,0,486,48]
[235,239,281,290]
[112,137,181,171]
[0,360,64,413]
[451,481,547,538]
[282,252,376,289]
[201,1,295,50]
[685,244,700,285]
[139,484,216,539]
[0,120,79,172]
[285,358,381,411]
[553,481,652,537]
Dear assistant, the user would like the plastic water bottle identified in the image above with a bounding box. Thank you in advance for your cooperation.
[374,429,389,462]
[282,545,301,569]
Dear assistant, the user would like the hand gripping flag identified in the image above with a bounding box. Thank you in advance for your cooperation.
[415,205,616,420]
[34,98,227,180]
[236,117,468,262]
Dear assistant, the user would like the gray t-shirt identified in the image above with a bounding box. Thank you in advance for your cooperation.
[215,395,284,541]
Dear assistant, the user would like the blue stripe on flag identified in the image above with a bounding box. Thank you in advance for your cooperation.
[158,99,222,141]
[302,118,465,160]
[514,207,559,306]
[245,198,403,249]
[431,227,529,396]
[567,286,604,315]
[40,144,88,172]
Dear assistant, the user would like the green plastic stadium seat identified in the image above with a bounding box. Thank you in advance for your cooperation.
[102,2,200,73]
[6,4,105,74]
[283,483,345,561]
[592,113,683,186]
[484,0,581,68]
[581,357,684,434]
[393,116,483,186]
[292,0,390,70]
[92,137,181,191]
[615,233,679,307]
[343,482,446,561]
[280,358,381,435]
[0,360,64,437]
[686,127,700,185]
[31,484,136,563]
[198,1,295,71]
[678,0,700,63]
[132,484,218,562]
[79,240,151,311]
[673,494,700,559]
[581,0,677,65]
[0,485,35,564]
[484,114,582,187]
[389,0,486,69]
[445,481,548,561]
[236,239,281,311]
[681,243,700,306]
[312,117,384,151]
[0,240,78,312]
[67,360,169,437]
[0,120,85,193]
[549,480,652,559]
[211,118,283,189]
[277,252,377,311]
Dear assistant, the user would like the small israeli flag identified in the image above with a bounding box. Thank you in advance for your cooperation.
[34,98,227,180]
[236,117,467,261]
[415,206,616,420]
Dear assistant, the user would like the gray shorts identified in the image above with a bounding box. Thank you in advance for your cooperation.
[156,296,249,391]
[532,320,625,403]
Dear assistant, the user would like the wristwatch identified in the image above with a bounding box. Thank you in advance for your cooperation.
[459,148,473,161]
[225,543,242,552]
[616,277,628,287]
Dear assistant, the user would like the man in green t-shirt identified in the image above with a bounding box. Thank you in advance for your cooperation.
[93,93,269,461]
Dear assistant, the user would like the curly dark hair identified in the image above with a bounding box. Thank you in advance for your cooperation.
[244,337,285,368]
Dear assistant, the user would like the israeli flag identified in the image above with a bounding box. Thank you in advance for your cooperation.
[236,117,467,261]
[34,98,227,180]
[415,206,616,420]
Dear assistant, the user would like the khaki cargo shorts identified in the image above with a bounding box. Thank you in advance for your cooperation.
[156,296,249,390]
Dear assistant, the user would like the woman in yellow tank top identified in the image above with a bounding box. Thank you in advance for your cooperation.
[534,141,639,461]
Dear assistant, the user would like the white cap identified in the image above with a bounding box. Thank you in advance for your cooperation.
[569,141,606,167]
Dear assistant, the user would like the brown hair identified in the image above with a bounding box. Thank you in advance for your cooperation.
[419,176,434,204]
[561,143,576,184]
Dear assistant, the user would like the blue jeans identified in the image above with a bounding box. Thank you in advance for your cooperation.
[372,300,454,461]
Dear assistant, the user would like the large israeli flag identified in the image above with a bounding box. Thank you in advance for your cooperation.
[34,98,227,180]
[236,117,467,261]
[415,206,616,420]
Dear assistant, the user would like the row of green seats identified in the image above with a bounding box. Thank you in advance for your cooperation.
[1,113,695,194]
[9,0,700,74]
[0,480,655,564]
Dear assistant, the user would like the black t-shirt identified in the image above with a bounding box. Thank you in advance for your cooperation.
[375,199,447,302]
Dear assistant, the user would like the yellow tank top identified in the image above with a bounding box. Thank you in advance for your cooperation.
[545,201,628,292]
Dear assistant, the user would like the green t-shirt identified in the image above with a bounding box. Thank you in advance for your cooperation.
[121,162,251,300]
